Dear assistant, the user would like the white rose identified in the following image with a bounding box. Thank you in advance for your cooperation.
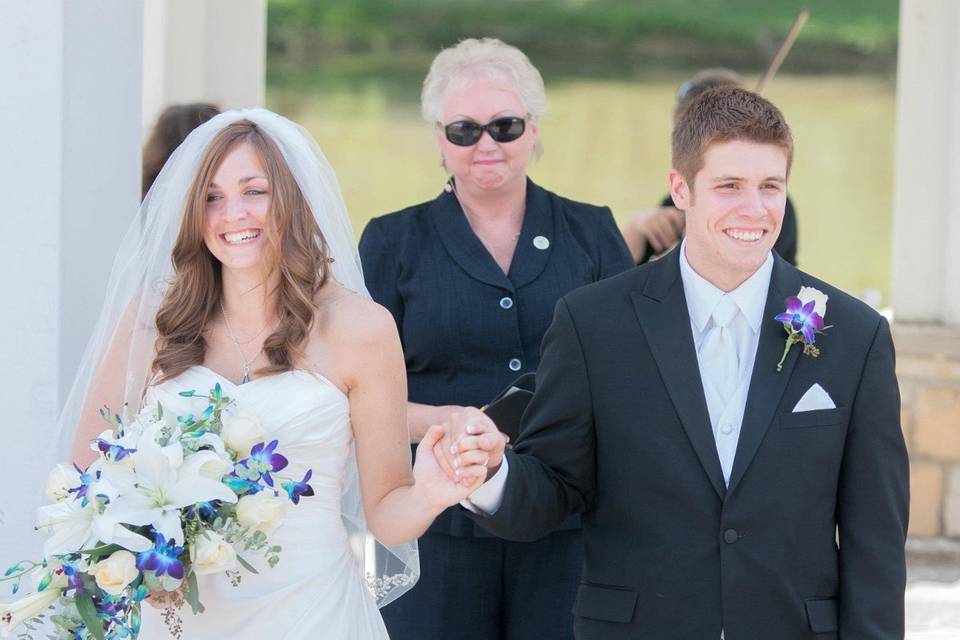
[0,587,62,636]
[221,412,266,456]
[91,550,139,596]
[236,492,288,535]
[797,286,828,318]
[45,464,80,502]
[189,531,238,576]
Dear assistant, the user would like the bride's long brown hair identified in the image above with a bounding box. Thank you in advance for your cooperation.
[151,120,331,382]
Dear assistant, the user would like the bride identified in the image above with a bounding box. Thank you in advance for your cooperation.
[61,109,493,638]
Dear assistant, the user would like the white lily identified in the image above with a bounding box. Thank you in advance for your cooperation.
[36,498,151,558]
[0,587,62,637]
[103,424,237,545]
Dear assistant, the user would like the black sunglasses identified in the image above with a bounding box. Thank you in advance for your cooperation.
[443,116,527,146]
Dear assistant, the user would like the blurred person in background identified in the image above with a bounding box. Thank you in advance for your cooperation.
[621,69,799,266]
[359,37,634,640]
[142,102,221,197]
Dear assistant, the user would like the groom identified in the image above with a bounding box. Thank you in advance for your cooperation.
[456,87,909,639]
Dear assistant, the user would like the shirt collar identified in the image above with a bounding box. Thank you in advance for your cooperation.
[678,239,774,335]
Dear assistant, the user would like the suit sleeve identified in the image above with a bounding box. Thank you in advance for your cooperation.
[837,316,909,638]
[467,297,597,541]
[358,218,404,333]
[596,206,635,279]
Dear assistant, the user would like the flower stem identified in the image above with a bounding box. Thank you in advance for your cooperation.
[776,332,796,372]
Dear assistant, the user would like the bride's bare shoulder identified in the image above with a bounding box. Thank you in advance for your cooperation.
[314,283,398,347]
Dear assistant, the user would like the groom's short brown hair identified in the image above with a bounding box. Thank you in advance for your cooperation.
[672,86,794,185]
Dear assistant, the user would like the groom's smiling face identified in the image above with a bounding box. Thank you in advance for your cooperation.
[669,139,787,291]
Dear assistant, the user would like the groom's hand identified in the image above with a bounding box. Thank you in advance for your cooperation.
[445,407,509,481]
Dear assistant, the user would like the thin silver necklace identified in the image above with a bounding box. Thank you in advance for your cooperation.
[447,179,523,248]
[220,300,277,384]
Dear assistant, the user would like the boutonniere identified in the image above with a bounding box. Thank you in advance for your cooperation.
[774,286,832,372]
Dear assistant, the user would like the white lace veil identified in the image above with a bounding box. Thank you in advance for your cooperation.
[52,107,418,607]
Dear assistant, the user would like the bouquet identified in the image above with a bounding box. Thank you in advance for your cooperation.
[1,384,314,639]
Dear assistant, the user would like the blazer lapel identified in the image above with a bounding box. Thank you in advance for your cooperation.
[508,180,555,289]
[726,255,802,495]
[430,188,514,291]
[631,249,726,499]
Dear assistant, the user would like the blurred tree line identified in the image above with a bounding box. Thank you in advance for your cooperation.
[268,0,899,84]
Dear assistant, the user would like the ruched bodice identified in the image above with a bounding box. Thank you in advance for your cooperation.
[139,366,390,640]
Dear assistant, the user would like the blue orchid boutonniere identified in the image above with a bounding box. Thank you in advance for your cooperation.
[774,286,832,372]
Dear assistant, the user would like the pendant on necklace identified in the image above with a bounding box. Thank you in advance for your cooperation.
[242,365,251,384]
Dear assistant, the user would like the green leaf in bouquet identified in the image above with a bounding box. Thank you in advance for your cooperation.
[80,544,122,560]
[235,556,259,575]
[4,562,24,577]
[212,383,222,402]
[12,579,19,594]
[37,573,52,592]
[76,591,106,640]
[178,390,196,398]
[184,571,205,615]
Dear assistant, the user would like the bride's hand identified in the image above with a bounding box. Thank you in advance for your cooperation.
[146,583,187,609]
[413,424,488,511]
[447,407,509,475]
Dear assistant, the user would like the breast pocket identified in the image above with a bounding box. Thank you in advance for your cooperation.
[574,583,638,623]
[779,407,850,430]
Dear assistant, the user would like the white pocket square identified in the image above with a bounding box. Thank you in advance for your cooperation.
[792,383,836,412]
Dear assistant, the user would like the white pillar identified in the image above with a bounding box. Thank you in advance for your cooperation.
[142,0,267,132]
[892,0,960,325]
[0,1,142,563]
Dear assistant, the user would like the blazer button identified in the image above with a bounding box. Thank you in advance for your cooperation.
[508,358,522,371]
[533,235,550,250]
[723,529,739,544]
[500,296,514,309]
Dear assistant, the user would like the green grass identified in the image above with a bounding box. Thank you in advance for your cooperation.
[267,73,895,305]
[268,0,899,79]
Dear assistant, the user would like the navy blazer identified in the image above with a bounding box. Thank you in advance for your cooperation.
[360,179,634,537]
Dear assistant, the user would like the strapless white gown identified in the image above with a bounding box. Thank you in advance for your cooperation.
[139,366,390,639]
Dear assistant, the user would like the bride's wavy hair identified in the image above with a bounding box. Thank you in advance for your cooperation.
[152,120,331,382]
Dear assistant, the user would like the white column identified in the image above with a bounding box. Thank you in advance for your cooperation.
[142,0,267,132]
[892,0,960,325]
[0,1,142,563]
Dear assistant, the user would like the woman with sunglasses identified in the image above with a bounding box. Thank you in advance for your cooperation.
[359,37,633,640]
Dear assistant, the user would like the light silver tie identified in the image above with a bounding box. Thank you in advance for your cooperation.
[699,296,740,404]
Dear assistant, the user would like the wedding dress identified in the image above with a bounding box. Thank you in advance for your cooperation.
[139,366,390,639]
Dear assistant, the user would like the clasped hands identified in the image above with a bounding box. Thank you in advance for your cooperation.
[413,407,509,510]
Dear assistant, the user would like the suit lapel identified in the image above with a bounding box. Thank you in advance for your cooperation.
[726,256,802,495]
[429,187,514,291]
[631,249,726,499]
[507,181,555,289]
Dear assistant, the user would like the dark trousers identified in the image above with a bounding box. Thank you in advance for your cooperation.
[381,529,582,640]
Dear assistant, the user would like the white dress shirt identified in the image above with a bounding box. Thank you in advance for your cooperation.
[465,241,774,510]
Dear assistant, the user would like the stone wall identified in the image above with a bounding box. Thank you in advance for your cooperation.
[896,323,960,539]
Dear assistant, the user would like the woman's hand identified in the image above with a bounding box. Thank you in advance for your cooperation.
[412,424,489,512]
[445,407,510,478]
[622,206,685,261]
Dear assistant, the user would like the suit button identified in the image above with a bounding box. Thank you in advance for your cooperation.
[508,358,522,371]
[723,529,739,544]
[499,296,514,309]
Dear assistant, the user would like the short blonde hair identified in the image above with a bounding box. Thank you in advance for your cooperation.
[421,38,547,125]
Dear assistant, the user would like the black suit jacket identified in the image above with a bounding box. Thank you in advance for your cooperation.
[470,248,909,639]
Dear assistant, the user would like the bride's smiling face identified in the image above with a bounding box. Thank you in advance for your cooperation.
[203,142,272,271]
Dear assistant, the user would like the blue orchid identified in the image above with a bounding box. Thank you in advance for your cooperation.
[281,469,315,505]
[94,439,137,464]
[68,464,100,507]
[186,500,219,523]
[246,440,288,487]
[135,533,184,580]
[773,290,831,372]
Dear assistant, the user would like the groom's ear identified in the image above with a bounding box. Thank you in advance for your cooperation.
[668,169,691,211]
